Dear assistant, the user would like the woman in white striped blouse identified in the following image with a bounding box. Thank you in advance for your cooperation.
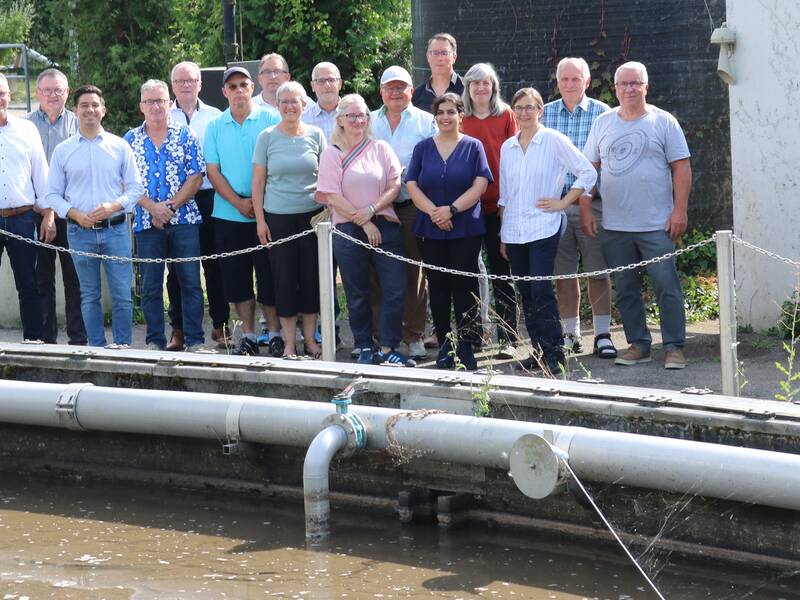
[498,87,597,373]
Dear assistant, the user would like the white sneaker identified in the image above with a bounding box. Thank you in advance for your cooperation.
[350,347,361,359]
[408,340,427,359]
[497,343,516,359]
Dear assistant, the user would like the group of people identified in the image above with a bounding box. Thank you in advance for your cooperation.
[0,30,691,372]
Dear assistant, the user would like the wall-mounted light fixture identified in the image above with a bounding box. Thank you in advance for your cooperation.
[710,22,736,85]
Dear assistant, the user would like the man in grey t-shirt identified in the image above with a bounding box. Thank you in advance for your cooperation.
[583,61,692,370]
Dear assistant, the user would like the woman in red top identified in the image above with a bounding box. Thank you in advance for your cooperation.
[461,63,519,359]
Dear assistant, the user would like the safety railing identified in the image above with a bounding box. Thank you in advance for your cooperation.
[1,221,798,396]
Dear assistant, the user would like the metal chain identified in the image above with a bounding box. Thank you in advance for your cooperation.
[331,227,717,282]
[0,225,316,264]
[731,235,800,268]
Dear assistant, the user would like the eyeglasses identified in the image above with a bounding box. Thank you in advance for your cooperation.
[427,50,452,57]
[343,113,368,122]
[513,104,541,113]
[225,81,251,91]
[142,98,170,106]
[172,78,199,87]
[312,77,340,86]
[382,84,408,93]
[260,69,288,77]
[38,87,66,97]
[615,81,646,89]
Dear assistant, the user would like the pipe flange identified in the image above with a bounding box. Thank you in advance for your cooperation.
[55,382,93,431]
[321,413,364,458]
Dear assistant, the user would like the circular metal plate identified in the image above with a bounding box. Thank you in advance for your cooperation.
[508,434,561,499]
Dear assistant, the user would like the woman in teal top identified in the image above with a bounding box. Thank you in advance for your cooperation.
[253,81,327,358]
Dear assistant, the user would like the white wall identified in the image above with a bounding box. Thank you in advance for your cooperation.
[727,0,800,329]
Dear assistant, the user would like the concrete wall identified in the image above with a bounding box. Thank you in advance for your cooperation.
[726,1,800,329]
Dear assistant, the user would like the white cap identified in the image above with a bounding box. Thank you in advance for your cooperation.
[380,66,413,87]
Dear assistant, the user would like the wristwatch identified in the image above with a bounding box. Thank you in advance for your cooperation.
[449,204,459,216]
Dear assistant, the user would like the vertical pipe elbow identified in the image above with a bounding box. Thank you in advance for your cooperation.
[303,425,349,542]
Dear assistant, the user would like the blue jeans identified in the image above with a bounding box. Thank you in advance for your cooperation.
[0,210,42,340]
[67,220,133,347]
[601,229,685,352]
[136,224,204,348]
[506,231,563,360]
[334,219,406,349]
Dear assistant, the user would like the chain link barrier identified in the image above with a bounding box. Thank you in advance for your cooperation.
[2,223,798,280]
[731,235,800,269]
[0,224,316,264]
[331,227,717,282]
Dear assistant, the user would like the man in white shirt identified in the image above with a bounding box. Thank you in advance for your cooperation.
[0,73,52,342]
[165,60,229,350]
[371,66,437,360]
[253,53,290,111]
[301,61,342,142]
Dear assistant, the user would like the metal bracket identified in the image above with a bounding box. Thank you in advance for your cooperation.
[681,386,713,395]
[577,377,605,384]
[637,394,670,407]
[223,398,246,455]
[55,383,93,431]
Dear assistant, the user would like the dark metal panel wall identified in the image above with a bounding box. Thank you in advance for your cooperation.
[412,0,731,229]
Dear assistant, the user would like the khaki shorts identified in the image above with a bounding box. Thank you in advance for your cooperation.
[553,201,609,278]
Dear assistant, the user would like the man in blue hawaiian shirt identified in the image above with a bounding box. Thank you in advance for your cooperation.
[124,79,207,352]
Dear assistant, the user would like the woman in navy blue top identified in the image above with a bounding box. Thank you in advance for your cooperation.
[406,93,492,370]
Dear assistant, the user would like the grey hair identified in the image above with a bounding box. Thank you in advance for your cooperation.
[462,62,508,117]
[140,79,170,101]
[556,57,590,80]
[36,67,68,87]
[615,61,649,84]
[170,61,201,82]
[330,93,372,148]
[311,61,340,80]
[0,73,8,86]
[260,52,289,73]
[276,81,306,103]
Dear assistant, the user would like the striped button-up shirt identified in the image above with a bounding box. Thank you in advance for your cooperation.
[542,95,609,197]
[302,100,337,142]
[498,127,597,244]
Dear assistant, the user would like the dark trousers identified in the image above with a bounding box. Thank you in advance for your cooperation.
[35,214,87,344]
[417,235,482,346]
[0,210,43,340]
[506,230,563,360]
[334,219,406,349]
[482,212,517,343]
[167,189,229,330]
[265,210,321,317]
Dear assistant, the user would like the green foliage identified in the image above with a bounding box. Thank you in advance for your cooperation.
[645,274,719,324]
[0,0,35,65]
[777,288,800,340]
[240,0,411,108]
[171,0,224,68]
[676,229,716,276]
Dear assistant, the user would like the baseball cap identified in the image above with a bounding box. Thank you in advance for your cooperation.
[380,66,413,87]
[222,66,252,84]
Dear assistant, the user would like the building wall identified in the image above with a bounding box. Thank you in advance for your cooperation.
[726,1,800,329]
[412,0,731,230]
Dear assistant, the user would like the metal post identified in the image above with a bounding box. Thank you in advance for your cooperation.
[21,44,31,113]
[716,230,739,396]
[316,222,336,362]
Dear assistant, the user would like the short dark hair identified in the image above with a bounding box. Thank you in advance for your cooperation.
[72,84,104,107]
[431,92,465,115]
[427,32,457,54]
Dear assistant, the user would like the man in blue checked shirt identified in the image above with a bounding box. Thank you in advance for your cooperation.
[124,79,207,353]
[542,57,617,360]
[46,84,144,349]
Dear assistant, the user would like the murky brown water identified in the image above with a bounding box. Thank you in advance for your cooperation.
[0,476,797,599]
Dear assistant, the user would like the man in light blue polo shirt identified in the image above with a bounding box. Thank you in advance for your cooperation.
[204,66,281,356]
[371,66,437,360]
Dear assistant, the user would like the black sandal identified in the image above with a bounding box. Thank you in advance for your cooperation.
[593,333,617,359]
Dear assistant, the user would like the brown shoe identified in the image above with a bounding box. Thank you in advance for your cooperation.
[212,325,232,350]
[664,349,687,370]
[423,333,439,349]
[614,345,651,366]
[166,329,184,351]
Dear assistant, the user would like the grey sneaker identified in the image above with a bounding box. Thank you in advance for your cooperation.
[408,340,427,359]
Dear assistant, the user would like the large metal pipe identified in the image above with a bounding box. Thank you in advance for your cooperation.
[303,426,349,541]
[1,380,800,512]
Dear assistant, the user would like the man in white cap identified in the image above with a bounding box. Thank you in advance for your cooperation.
[371,66,436,360]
